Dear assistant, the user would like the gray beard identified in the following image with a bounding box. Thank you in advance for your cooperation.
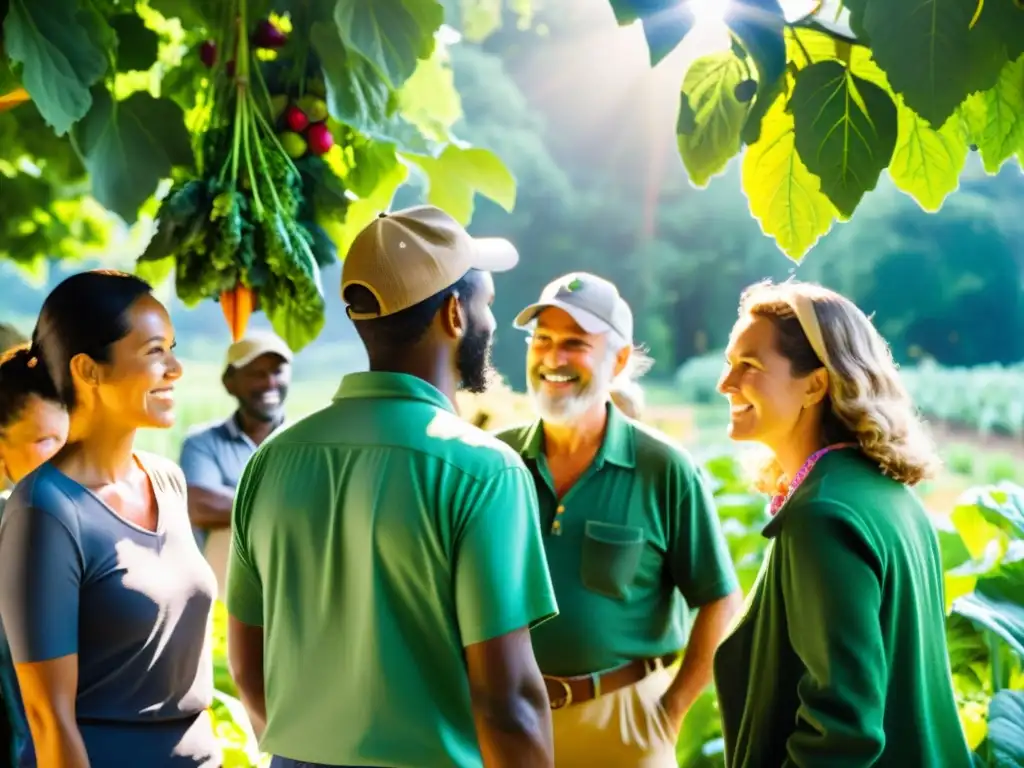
[527,349,617,425]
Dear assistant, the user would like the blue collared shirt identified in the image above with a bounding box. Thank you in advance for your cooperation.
[179,413,286,549]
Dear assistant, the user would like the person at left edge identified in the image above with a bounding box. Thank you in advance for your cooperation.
[496,272,743,766]
[0,344,70,767]
[0,270,220,768]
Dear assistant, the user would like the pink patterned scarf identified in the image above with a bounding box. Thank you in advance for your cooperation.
[769,443,857,516]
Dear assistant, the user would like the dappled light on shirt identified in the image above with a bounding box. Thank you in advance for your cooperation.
[425,411,494,447]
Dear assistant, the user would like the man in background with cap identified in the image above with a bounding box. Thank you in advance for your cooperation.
[180,330,292,597]
[225,205,557,768]
[496,271,742,765]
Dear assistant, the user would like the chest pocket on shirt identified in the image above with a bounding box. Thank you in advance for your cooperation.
[581,520,645,600]
[579,474,646,601]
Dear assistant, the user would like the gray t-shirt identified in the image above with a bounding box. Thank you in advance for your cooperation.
[0,453,220,767]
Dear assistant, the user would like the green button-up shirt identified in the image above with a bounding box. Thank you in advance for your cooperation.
[496,403,738,677]
[227,372,558,767]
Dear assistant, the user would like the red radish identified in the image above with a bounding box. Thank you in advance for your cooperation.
[284,105,308,132]
[226,59,236,78]
[199,40,217,68]
[252,19,287,49]
[306,123,334,156]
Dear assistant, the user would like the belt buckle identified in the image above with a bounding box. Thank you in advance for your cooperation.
[548,678,573,710]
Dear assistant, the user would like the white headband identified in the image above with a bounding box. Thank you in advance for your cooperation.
[790,293,831,371]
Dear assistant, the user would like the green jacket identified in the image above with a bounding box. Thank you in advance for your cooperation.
[713,449,972,768]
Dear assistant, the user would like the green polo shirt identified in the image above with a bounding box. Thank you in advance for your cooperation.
[713,449,972,768]
[226,372,558,767]
[495,404,739,677]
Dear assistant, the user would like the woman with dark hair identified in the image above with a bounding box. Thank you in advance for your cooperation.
[0,345,68,492]
[712,280,971,767]
[0,270,221,767]
[0,345,69,767]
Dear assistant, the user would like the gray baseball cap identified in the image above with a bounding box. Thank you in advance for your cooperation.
[514,272,633,344]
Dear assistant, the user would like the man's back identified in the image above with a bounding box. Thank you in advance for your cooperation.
[226,372,557,767]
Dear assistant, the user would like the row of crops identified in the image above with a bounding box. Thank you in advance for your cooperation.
[675,355,1024,440]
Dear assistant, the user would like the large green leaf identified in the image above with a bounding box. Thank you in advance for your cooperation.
[727,0,787,145]
[962,54,1024,175]
[785,27,888,87]
[957,484,1024,546]
[843,0,1001,128]
[790,60,898,217]
[397,43,462,143]
[971,0,1024,62]
[953,558,1024,658]
[889,96,967,213]
[608,0,677,26]
[677,52,749,188]
[986,690,1024,768]
[403,144,516,225]
[937,520,973,572]
[266,286,326,355]
[311,20,429,152]
[0,56,19,95]
[110,13,160,73]
[330,155,409,261]
[740,84,837,261]
[333,135,401,199]
[72,88,193,224]
[639,3,694,66]
[334,0,443,90]
[2,0,110,135]
[952,496,1011,562]
[946,613,989,674]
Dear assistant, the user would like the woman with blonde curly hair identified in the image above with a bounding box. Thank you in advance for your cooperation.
[712,280,971,768]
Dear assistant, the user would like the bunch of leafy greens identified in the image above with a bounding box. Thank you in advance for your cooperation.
[0,0,520,348]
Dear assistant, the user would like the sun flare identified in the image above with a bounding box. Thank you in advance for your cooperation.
[689,0,729,28]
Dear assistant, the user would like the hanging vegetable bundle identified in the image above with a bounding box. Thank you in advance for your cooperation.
[139,4,347,349]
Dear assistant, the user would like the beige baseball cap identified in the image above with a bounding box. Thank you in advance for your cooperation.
[514,272,634,344]
[225,331,293,369]
[341,205,520,320]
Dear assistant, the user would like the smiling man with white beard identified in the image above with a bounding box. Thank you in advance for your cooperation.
[496,272,744,766]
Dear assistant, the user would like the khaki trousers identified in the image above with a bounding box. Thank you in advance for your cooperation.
[203,528,231,601]
[551,666,679,767]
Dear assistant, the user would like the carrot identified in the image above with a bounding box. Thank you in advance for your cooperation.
[0,88,30,114]
[220,283,255,341]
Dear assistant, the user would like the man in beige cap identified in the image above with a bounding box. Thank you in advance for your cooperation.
[224,206,557,768]
[179,330,293,595]
[496,272,742,766]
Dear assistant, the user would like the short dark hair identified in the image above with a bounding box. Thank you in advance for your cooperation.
[0,345,62,430]
[344,270,478,349]
[32,270,153,409]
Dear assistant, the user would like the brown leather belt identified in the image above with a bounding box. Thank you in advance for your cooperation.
[543,651,680,710]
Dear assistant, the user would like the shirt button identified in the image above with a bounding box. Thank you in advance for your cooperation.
[556,505,565,514]
[552,520,561,532]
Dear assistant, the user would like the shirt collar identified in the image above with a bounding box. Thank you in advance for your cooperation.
[521,401,636,469]
[333,371,456,414]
